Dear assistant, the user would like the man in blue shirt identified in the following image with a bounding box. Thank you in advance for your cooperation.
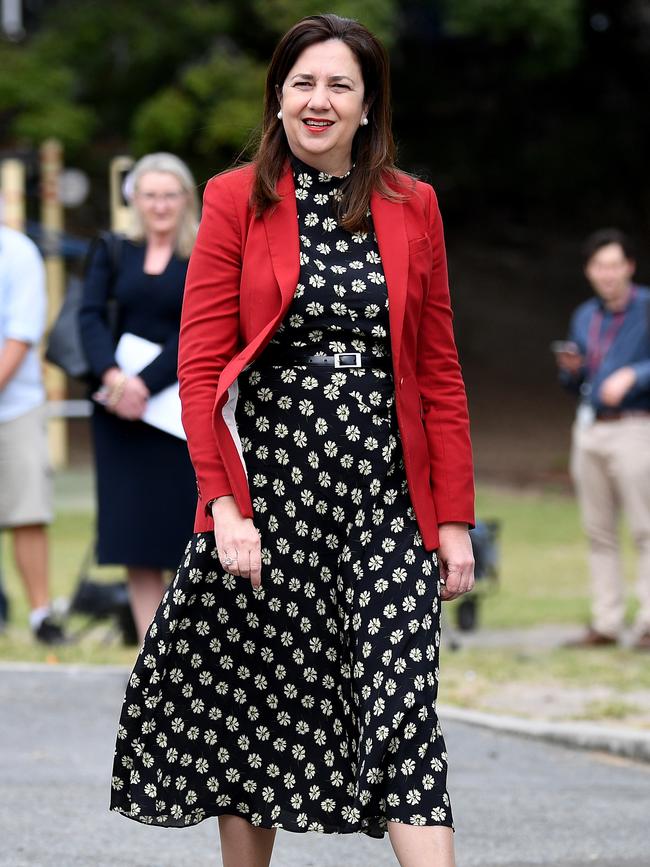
[0,224,65,644]
[556,228,650,650]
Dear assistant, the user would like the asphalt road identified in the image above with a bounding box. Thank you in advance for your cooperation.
[1,664,648,867]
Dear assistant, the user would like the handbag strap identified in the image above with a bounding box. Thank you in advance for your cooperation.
[83,231,125,340]
[85,231,124,289]
[100,230,124,279]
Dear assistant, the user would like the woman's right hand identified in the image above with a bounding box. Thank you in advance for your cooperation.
[99,368,149,420]
[212,496,262,588]
[113,375,149,420]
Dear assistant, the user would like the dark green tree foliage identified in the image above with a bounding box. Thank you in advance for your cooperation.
[249,0,397,44]
[132,50,266,157]
[0,44,95,150]
[3,0,649,231]
[445,0,581,74]
[0,1,235,156]
[0,0,397,165]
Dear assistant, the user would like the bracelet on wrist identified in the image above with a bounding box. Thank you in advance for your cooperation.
[107,373,127,409]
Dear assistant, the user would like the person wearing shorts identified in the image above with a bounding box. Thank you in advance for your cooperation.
[0,224,65,644]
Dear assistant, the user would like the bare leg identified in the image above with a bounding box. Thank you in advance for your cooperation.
[12,524,49,610]
[388,823,456,867]
[218,815,276,867]
[126,567,166,642]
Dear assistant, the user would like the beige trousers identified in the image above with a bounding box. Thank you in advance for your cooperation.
[0,403,52,528]
[570,416,650,636]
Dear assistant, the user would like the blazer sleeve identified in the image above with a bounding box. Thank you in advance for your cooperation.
[178,176,243,509]
[138,258,188,395]
[138,332,180,396]
[558,307,587,395]
[416,186,475,528]
[78,239,118,378]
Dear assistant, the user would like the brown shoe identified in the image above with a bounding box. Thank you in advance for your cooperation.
[633,631,650,651]
[563,627,618,648]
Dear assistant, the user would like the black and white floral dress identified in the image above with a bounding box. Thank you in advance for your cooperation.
[110,158,452,838]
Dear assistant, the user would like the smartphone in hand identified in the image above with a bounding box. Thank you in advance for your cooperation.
[551,340,583,375]
[550,340,580,355]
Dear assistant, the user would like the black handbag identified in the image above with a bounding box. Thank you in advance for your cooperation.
[45,231,123,379]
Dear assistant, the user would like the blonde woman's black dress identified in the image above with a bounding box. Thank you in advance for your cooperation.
[79,239,196,570]
[110,159,452,837]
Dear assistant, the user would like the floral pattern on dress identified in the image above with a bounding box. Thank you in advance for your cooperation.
[110,157,452,838]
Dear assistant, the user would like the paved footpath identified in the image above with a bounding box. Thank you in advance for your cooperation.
[1,664,649,867]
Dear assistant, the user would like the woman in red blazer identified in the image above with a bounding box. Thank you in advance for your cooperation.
[111,13,475,867]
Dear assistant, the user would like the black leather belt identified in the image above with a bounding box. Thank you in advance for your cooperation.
[595,410,650,422]
[261,351,392,370]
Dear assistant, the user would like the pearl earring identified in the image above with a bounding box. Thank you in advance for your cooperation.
[360,116,369,126]
[277,110,283,120]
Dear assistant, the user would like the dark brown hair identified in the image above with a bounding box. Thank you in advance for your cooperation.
[582,228,635,264]
[252,13,401,232]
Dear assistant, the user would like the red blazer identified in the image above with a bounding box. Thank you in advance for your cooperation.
[179,163,474,550]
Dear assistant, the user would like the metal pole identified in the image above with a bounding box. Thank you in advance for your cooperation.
[1,0,23,39]
[109,156,134,233]
[40,138,68,467]
[0,158,26,231]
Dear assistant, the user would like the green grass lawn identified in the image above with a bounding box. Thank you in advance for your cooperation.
[1,483,647,724]
[0,484,641,653]
[470,485,638,628]
[438,644,650,720]
[0,509,138,665]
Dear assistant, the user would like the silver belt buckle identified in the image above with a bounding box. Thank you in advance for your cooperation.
[334,352,361,368]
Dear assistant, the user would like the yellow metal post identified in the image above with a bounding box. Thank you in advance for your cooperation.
[109,156,134,233]
[40,139,68,467]
[0,159,26,231]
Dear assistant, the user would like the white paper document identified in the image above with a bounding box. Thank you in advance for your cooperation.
[115,332,186,440]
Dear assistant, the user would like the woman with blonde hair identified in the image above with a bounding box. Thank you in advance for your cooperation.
[80,152,199,642]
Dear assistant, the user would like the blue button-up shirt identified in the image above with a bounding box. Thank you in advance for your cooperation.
[0,226,47,423]
[561,284,650,412]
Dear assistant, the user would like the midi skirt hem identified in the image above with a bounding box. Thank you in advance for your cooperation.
[109,800,453,839]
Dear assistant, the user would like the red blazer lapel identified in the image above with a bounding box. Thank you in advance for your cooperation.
[213,166,300,408]
[262,164,300,314]
[371,189,408,376]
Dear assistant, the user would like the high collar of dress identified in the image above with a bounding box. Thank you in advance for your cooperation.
[289,153,353,187]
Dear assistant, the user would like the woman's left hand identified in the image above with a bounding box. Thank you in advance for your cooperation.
[437,522,475,601]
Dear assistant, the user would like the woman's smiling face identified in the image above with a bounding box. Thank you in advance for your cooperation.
[133,171,188,238]
[278,39,367,177]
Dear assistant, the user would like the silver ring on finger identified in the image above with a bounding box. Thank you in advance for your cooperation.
[222,549,238,567]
